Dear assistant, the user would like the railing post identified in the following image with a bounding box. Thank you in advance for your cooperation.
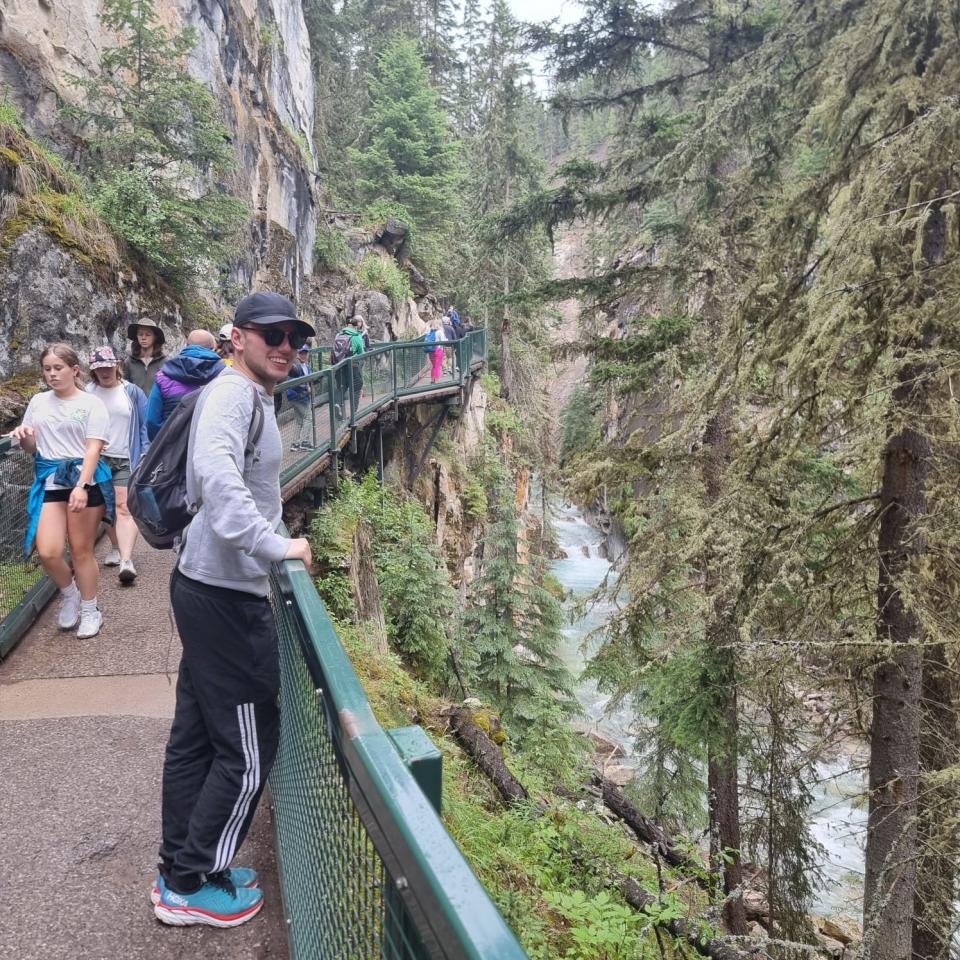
[387,726,442,815]
[328,368,337,448]
[310,375,316,449]
[348,357,356,427]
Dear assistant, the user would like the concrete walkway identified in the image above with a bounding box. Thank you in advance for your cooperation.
[0,541,288,960]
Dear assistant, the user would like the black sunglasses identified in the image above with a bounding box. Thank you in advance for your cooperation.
[236,325,309,350]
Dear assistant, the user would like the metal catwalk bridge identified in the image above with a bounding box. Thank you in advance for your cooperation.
[0,328,530,960]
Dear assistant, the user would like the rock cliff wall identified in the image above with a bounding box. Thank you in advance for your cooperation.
[0,0,316,281]
[0,0,317,392]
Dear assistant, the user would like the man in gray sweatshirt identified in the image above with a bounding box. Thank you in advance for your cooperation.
[154,292,313,928]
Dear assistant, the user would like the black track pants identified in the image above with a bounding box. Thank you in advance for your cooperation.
[159,568,280,894]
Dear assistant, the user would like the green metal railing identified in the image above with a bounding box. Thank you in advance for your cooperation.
[0,437,54,659]
[269,547,528,960]
[276,329,487,489]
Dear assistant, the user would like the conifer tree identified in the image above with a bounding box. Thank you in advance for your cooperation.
[350,35,461,243]
[528,1,960,954]
[63,0,247,285]
[463,477,577,732]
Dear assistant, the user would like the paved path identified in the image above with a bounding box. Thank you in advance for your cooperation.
[0,541,288,960]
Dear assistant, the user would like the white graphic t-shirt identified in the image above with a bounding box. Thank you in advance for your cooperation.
[21,389,110,488]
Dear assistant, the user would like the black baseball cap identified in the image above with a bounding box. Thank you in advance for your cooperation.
[234,292,315,337]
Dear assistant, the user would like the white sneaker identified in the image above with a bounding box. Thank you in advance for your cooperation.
[76,607,103,639]
[103,548,121,566]
[57,588,81,630]
[118,559,137,584]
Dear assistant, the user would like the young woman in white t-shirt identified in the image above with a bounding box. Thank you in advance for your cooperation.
[9,344,110,639]
[87,345,150,584]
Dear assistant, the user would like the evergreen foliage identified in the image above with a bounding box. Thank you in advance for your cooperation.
[463,475,578,734]
[516,0,960,952]
[62,0,247,286]
[309,473,455,682]
[350,36,461,232]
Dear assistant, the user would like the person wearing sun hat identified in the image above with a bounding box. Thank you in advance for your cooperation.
[217,322,234,366]
[123,317,167,395]
[154,291,315,929]
[86,345,150,583]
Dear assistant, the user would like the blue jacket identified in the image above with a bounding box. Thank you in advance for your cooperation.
[86,381,150,468]
[285,360,311,403]
[146,346,224,439]
[25,457,116,555]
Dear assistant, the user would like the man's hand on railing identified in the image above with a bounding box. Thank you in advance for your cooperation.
[284,537,314,573]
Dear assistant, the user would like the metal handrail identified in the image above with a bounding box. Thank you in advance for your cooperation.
[270,541,527,959]
[277,329,487,488]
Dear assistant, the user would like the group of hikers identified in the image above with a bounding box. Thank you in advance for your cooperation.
[5,292,473,929]
[426,306,474,382]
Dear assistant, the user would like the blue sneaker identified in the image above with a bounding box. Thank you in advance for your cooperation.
[150,867,260,905]
[154,875,263,927]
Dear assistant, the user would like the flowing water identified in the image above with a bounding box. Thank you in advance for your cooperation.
[549,500,867,917]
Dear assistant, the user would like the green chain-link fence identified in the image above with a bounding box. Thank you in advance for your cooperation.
[269,550,527,960]
[0,437,54,658]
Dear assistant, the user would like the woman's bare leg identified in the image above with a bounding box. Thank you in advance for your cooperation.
[113,486,138,561]
[67,505,105,600]
[35,502,72,588]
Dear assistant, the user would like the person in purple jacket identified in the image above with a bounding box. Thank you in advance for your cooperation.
[145,330,225,440]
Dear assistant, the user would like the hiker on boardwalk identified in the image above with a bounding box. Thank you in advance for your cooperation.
[426,318,446,383]
[330,316,365,418]
[87,346,149,584]
[11,344,115,640]
[146,329,225,439]
[217,323,234,366]
[285,343,314,451]
[155,291,314,929]
[123,318,166,395]
[356,315,373,351]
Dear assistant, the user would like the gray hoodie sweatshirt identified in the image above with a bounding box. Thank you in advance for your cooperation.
[177,368,288,596]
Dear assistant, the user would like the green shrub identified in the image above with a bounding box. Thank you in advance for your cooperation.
[309,473,455,680]
[313,222,352,272]
[0,97,24,131]
[357,253,412,306]
[361,199,417,239]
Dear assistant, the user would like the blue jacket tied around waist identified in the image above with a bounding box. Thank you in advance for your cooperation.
[25,457,116,555]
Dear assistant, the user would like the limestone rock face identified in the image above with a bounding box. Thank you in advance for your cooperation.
[0,0,317,286]
[0,228,181,381]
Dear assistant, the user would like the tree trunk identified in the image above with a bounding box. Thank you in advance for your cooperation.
[591,774,706,877]
[447,706,529,803]
[863,361,929,960]
[349,520,388,656]
[864,194,941,960]
[702,403,748,936]
[911,641,957,960]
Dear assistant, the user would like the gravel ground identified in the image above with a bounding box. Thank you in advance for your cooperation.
[0,541,289,960]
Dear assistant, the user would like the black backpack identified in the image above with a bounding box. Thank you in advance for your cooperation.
[330,331,353,365]
[127,379,264,549]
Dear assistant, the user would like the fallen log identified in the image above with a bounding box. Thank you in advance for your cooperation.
[591,773,707,878]
[447,706,528,803]
[617,874,745,960]
[447,708,753,959]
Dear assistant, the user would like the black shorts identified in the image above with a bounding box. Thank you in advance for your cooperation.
[43,486,106,507]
